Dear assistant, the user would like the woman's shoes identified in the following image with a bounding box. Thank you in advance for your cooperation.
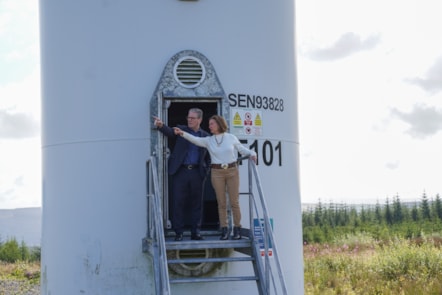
[232,227,241,240]
[219,227,242,240]
[220,227,229,240]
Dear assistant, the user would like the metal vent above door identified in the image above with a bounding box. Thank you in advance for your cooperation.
[174,56,206,88]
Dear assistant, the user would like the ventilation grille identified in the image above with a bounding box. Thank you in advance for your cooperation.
[174,57,205,88]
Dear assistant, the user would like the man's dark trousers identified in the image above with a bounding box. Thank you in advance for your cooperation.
[172,166,204,235]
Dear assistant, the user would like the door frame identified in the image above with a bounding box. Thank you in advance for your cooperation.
[150,50,229,230]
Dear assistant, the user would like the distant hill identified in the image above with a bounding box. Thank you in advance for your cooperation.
[0,207,41,246]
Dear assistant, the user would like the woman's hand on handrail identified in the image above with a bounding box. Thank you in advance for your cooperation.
[238,155,257,164]
[250,155,257,163]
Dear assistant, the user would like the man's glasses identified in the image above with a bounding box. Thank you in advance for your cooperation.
[187,117,199,120]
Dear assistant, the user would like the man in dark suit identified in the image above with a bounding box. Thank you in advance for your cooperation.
[153,108,210,241]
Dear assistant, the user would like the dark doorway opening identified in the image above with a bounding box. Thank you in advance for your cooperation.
[166,100,220,230]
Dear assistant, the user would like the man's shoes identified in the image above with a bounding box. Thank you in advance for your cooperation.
[174,233,183,241]
[191,234,204,240]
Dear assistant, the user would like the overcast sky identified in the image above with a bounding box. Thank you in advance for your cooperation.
[297,0,442,204]
[0,0,40,209]
[1,0,442,209]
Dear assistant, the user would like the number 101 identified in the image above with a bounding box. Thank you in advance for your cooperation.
[239,139,282,166]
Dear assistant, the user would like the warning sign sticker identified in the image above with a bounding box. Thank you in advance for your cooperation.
[231,108,263,136]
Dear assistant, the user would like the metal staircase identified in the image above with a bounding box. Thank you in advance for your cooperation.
[142,156,287,294]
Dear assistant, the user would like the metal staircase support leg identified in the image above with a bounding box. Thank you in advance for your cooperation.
[146,157,171,294]
[251,240,266,295]
[151,244,162,295]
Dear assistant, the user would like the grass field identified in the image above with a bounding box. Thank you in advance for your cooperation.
[304,234,442,294]
[2,236,442,295]
[0,262,40,295]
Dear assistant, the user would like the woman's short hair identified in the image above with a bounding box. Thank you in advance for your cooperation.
[210,115,228,133]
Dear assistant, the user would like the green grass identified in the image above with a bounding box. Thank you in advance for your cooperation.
[304,235,442,294]
[2,237,441,295]
[0,261,40,283]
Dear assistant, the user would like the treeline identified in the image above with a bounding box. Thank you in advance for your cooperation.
[303,192,442,243]
[0,237,40,263]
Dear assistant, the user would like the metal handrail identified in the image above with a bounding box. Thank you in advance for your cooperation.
[145,154,286,294]
[245,159,288,295]
[146,156,171,295]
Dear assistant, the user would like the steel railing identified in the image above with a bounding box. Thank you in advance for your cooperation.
[146,156,171,294]
[145,155,287,294]
[243,158,288,295]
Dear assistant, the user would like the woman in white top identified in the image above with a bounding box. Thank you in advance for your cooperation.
[174,115,257,240]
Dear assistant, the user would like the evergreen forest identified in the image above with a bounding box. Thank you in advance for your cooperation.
[302,192,442,244]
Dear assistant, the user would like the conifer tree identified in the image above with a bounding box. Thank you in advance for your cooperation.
[314,200,323,226]
[420,191,431,220]
[375,201,382,224]
[393,194,403,223]
[384,198,393,225]
[411,203,419,222]
[434,194,442,220]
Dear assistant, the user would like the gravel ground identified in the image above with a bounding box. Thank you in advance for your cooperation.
[0,280,40,295]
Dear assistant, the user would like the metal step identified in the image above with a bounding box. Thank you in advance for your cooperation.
[164,234,252,251]
[161,229,264,291]
[168,256,254,264]
[170,276,259,284]
[165,231,260,287]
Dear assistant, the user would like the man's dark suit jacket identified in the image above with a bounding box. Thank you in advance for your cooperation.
[158,124,210,178]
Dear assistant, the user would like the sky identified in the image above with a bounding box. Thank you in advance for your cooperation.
[1,0,442,209]
[297,0,442,204]
[0,0,40,209]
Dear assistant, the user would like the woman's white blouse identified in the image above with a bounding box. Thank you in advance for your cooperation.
[182,132,256,164]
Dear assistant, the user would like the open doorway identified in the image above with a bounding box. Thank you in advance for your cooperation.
[164,99,220,231]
